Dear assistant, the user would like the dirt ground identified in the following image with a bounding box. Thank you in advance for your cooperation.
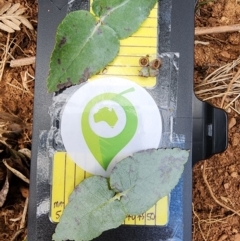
[0,0,37,240]
[193,0,240,241]
[0,0,239,240]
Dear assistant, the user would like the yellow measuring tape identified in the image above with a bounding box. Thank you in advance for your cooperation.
[50,2,169,226]
[90,4,158,87]
[51,153,169,225]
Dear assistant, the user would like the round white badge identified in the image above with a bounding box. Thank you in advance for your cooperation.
[61,77,162,177]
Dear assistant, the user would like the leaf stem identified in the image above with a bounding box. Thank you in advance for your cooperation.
[111,187,133,201]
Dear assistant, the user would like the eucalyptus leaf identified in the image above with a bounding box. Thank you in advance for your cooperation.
[52,176,126,241]
[110,148,189,214]
[47,10,119,92]
[92,0,157,39]
[53,148,189,241]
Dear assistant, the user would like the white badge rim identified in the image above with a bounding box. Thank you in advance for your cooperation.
[61,77,162,177]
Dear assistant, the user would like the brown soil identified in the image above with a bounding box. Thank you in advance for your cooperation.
[0,0,239,240]
[193,0,240,241]
[0,0,37,240]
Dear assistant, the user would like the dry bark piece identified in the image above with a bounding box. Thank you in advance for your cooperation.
[0,172,9,207]
[228,117,236,129]
[10,57,36,68]
[218,234,228,241]
[195,24,240,35]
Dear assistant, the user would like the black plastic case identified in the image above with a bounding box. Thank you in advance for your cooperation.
[28,0,227,240]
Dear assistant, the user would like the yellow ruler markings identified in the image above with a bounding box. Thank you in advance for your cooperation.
[124,214,136,225]
[120,37,156,47]
[92,75,156,87]
[156,196,169,225]
[118,46,156,56]
[145,205,156,226]
[131,28,157,37]
[101,66,140,76]
[64,154,76,206]
[134,213,146,226]
[50,152,66,222]
[141,18,158,27]
[74,161,86,187]
[90,2,159,88]
[51,153,169,225]
[107,56,143,66]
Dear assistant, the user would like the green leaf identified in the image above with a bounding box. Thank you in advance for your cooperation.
[47,10,119,92]
[52,176,126,241]
[53,149,189,241]
[92,0,157,39]
[110,148,189,215]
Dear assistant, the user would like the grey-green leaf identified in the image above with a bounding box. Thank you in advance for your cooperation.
[52,176,126,241]
[110,148,189,215]
[47,10,119,92]
[53,149,188,240]
[92,0,157,39]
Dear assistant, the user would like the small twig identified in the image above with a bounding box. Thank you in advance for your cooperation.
[203,160,240,217]
[230,105,240,115]
[20,70,34,96]
[10,229,24,241]
[9,216,22,222]
[195,57,240,114]
[206,207,213,240]
[195,24,240,35]
[194,40,210,45]
[224,93,240,110]
[192,203,207,241]
[10,56,35,67]
[220,68,240,108]
[200,218,227,224]
[20,197,28,229]
[0,33,10,81]
[3,159,30,184]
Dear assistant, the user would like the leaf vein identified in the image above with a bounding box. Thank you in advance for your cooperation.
[100,0,131,22]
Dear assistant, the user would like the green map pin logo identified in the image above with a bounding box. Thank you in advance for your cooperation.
[81,88,138,170]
